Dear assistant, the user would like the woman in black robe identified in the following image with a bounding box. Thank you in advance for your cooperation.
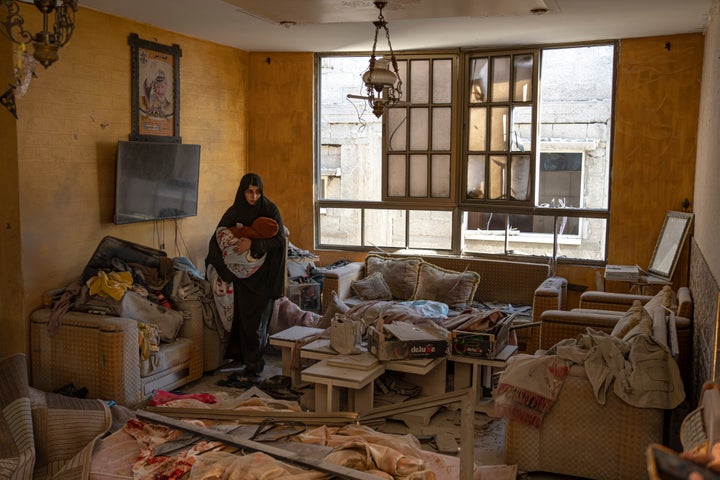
[205,173,286,376]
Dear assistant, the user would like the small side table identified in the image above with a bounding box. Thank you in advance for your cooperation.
[301,358,385,414]
[268,326,325,385]
[449,344,518,414]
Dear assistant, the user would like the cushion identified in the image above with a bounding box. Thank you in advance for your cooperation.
[622,312,654,341]
[413,262,480,307]
[611,300,652,338]
[351,271,393,301]
[365,254,423,300]
[73,288,184,343]
[318,291,350,329]
[118,291,184,343]
[643,285,678,315]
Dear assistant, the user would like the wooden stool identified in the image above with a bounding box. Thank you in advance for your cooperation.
[268,326,324,385]
[301,358,384,413]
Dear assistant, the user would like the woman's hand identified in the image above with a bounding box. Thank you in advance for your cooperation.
[236,237,252,252]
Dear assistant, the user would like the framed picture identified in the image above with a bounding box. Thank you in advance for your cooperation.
[648,211,694,281]
[129,33,182,143]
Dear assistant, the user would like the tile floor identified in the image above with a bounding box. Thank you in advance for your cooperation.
[177,348,587,479]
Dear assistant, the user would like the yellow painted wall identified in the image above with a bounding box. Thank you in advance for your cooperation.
[0,31,24,356]
[557,33,703,303]
[1,7,249,356]
[247,52,315,250]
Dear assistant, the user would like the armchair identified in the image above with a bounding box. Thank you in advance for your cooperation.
[539,287,692,387]
[29,237,211,407]
[505,302,684,480]
[30,293,205,408]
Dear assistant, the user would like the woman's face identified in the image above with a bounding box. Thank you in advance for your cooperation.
[244,185,262,205]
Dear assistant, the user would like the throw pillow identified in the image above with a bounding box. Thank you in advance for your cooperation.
[622,307,655,341]
[318,291,350,329]
[365,254,423,300]
[413,262,480,307]
[643,285,678,315]
[351,271,393,301]
[611,300,648,338]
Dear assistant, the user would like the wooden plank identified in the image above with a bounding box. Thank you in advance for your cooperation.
[137,410,384,480]
[460,388,475,480]
[144,406,358,425]
[359,388,472,422]
[269,325,325,342]
[327,352,379,370]
[302,359,384,386]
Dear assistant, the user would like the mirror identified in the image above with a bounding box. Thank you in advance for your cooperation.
[648,211,694,281]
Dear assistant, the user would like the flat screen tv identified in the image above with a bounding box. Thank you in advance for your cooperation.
[114,140,201,224]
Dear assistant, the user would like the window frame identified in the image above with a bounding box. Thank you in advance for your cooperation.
[315,42,617,265]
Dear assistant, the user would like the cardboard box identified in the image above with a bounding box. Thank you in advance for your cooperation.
[367,322,448,361]
[450,313,515,359]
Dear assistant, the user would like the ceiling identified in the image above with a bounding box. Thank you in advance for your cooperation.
[78,0,714,52]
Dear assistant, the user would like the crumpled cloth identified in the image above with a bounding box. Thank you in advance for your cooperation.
[137,323,160,361]
[128,257,175,290]
[268,296,321,335]
[554,328,685,409]
[86,270,133,301]
[47,279,83,336]
[493,354,570,428]
[207,264,234,332]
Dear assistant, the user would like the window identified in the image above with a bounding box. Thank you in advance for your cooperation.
[317,43,615,262]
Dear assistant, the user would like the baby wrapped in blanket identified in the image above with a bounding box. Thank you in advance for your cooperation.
[216,217,279,278]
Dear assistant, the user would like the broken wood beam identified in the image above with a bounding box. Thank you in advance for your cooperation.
[358,388,472,422]
[144,406,358,425]
[136,410,384,480]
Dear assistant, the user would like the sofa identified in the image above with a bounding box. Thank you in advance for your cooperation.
[29,236,213,408]
[504,286,690,479]
[322,253,567,353]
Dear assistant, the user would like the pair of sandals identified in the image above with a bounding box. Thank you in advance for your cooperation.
[217,372,258,389]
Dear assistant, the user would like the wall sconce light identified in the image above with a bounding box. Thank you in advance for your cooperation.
[0,0,78,69]
[347,0,403,118]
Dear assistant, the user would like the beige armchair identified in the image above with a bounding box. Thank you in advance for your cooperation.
[30,294,205,408]
[505,302,685,479]
[540,287,692,388]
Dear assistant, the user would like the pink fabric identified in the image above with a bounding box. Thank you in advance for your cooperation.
[148,390,217,406]
[268,296,321,335]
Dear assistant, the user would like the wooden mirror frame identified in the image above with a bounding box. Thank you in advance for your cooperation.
[648,211,694,281]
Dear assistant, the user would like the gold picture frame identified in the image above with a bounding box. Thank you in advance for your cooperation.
[129,33,182,143]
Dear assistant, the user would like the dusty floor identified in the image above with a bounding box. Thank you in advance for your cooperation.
[176,348,587,479]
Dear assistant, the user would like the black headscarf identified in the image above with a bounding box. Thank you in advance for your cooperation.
[205,173,286,298]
